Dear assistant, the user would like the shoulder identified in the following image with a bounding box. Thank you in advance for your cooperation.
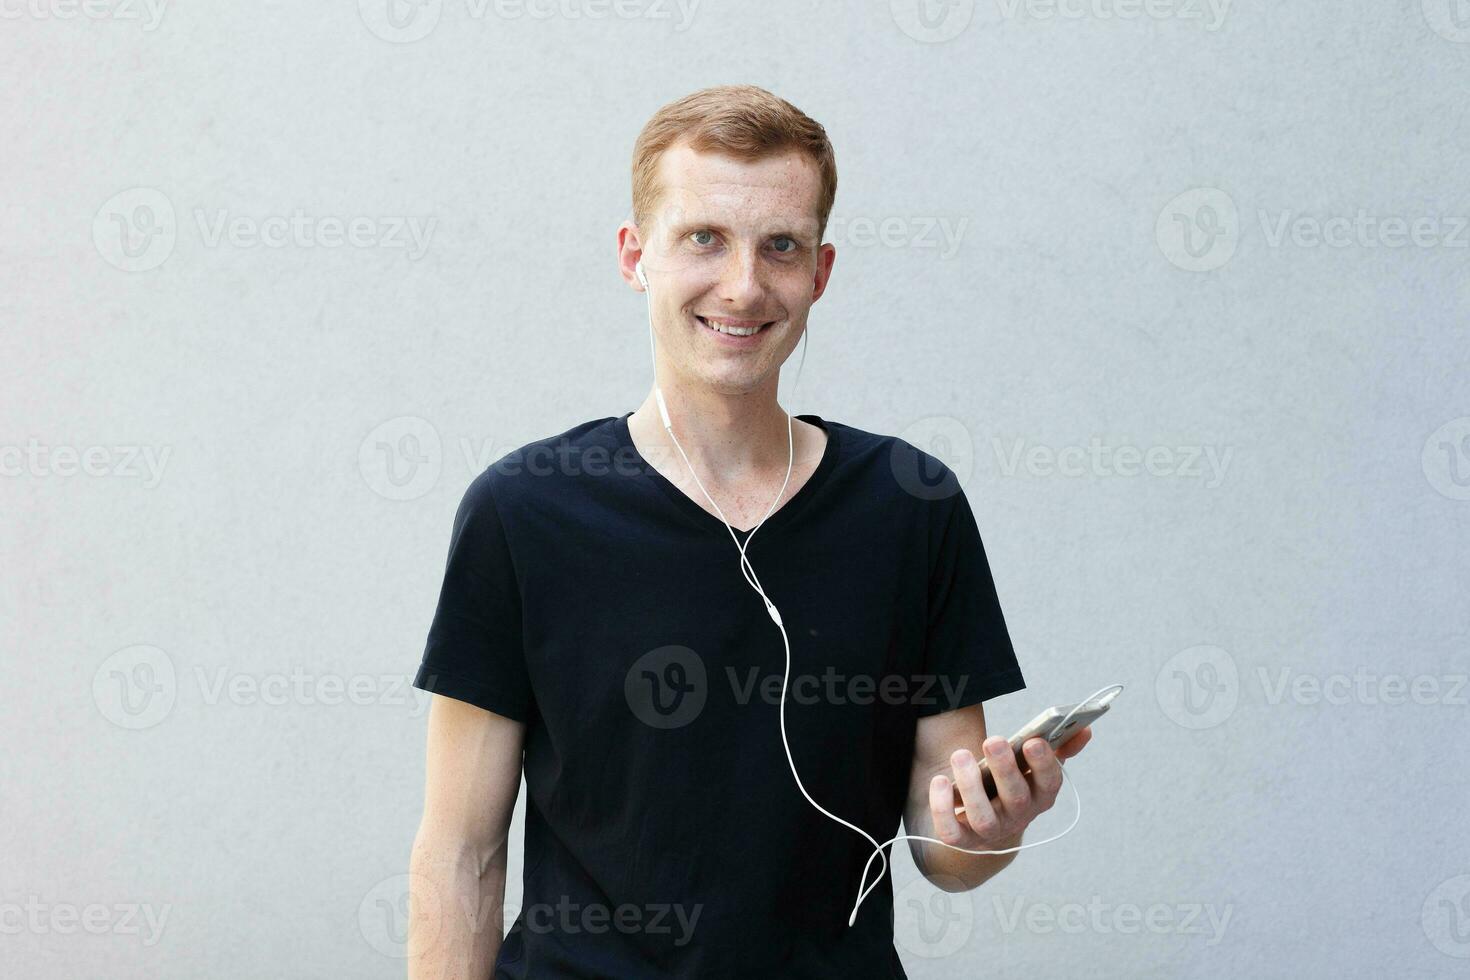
[820,416,966,508]
[458,414,626,510]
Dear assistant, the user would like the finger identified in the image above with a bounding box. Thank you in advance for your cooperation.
[949,749,999,837]
[983,736,1030,813]
[1021,737,1062,805]
[946,758,993,834]
[929,774,970,846]
[1055,726,1092,761]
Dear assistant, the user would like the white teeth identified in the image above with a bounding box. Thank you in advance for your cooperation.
[701,317,767,337]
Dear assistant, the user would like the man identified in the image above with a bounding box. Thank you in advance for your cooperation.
[407,84,1091,979]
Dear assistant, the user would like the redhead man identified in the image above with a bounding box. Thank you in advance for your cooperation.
[408,84,1091,979]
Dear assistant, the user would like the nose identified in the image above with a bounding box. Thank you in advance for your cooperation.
[715,245,764,312]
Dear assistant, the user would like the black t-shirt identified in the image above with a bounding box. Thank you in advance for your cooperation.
[412,411,1026,979]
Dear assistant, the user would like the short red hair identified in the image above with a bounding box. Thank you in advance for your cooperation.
[631,85,838,242]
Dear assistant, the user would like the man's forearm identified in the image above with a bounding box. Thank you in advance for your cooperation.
[408,834,508,978]
[913,825,1023,892]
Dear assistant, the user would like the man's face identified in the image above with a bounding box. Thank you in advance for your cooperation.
[626,142,835,396]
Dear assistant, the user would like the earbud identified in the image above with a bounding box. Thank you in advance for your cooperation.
[635,259,648,290]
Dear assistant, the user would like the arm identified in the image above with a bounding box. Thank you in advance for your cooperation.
[902,701,1092,892]
[408,694,525,978]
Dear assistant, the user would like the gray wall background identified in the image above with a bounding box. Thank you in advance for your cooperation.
[3,1,1468,977]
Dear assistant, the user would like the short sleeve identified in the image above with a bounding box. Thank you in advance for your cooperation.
[412,469,535,723]
[917,484,1026,717]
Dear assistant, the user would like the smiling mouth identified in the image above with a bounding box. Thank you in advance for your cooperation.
[696,315,776,337]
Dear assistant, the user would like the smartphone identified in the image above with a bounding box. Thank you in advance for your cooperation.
[951,687,1119,808]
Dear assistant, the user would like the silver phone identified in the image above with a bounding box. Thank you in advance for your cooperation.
[952,687,1120,808]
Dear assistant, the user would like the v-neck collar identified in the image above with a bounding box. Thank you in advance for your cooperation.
[613,410,839,538]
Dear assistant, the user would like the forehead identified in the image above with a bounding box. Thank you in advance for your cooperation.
[650,141,822,238]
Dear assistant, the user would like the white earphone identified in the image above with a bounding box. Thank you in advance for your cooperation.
[635,257,1096,926]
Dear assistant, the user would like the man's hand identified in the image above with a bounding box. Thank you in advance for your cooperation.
[928,726,1092,851]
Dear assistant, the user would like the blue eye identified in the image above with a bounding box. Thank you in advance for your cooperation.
[772,236,795,253]
[690,230,715,246]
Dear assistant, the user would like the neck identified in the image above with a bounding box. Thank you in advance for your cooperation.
[629,379,793,484]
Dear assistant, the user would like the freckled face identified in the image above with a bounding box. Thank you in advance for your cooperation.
[639,143,831,394]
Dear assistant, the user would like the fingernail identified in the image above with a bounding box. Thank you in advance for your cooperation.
[1025,740,1045,758]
